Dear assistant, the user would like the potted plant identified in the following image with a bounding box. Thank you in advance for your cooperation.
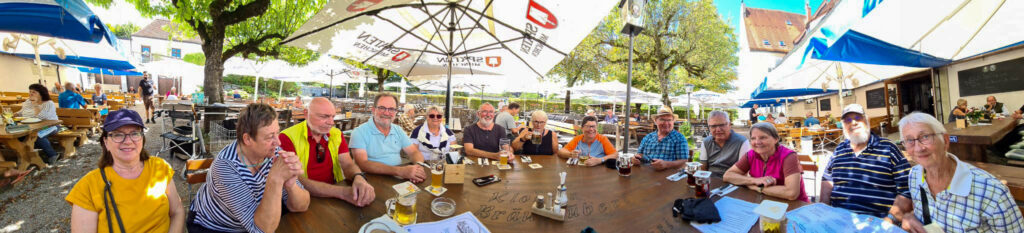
[966,107,985,124]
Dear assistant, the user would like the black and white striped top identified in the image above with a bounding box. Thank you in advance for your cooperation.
[189,141,302,233]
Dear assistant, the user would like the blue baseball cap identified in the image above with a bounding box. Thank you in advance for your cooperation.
[103,109,146,132]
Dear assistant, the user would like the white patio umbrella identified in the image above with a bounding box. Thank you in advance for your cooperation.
[223,58,302,101]
[283,0,619,123]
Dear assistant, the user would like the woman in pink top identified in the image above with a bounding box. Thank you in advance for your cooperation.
[723,122,808,202]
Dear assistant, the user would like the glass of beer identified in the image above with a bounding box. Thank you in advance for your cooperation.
[531,131,542,144]
[499,150,509,166]
[386,193,418,225]
[685,162,702,188]
[694,171,711,198]
[429,162,444,191]
[617,155,632,176]
[579,149,590,164]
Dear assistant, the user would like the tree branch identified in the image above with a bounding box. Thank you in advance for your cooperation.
[217,0,272,27]
[221,33,285,60]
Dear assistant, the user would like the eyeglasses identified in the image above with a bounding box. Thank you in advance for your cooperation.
[108,131,143,143]
[709,124,729,129]
[477,110,495,115]
[842,115,863,124]
[903,133,938,147]
[428,114,443,119]
[532,120,546,125]
[375,106,398,113]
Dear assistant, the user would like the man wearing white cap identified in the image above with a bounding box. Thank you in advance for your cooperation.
[631,106,689,171]
[821,104,912,218]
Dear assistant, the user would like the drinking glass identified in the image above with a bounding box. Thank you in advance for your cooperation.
[386,193,418,225]
[617,155,632,176]
[429,160,444,190]
[530,131,542,144]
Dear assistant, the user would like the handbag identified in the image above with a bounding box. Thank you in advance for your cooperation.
[100,168,127,233]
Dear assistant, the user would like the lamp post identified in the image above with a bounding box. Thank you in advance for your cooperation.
[619,0,645,153]
[684,84,695,120]
[364,68,371,111]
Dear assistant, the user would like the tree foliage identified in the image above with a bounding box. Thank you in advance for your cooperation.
[547,30,604,113]
[106,23,140,39]
[88,0,326,103]
[592,0,738,106]
[341,58,402,93]
[183,52,205,66]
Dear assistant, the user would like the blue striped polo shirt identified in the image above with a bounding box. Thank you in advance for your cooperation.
[823,133,911,217]
[189,141,304,233]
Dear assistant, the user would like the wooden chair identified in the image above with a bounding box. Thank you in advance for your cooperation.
[798,154,820,202]
[184,158,214,207]
[54,108,99,157]
[108,101,123,111]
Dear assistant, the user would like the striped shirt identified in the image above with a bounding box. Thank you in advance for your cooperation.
[637,130,689,161]
[909,153,1024,233]
[189,141,303,233]
[823,133,911,217]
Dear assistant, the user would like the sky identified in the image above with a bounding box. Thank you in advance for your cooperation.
[713,0,828,39]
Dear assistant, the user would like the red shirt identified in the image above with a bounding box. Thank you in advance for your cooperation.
[279,125,350,184]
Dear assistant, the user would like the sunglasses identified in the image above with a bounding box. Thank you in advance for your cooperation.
[428,114,443,119]
[842,115,863,124]
[316,143,326,163]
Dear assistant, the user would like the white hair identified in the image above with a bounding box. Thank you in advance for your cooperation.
[426,105,444,116]
[531,110,548,121]
[898,112,947,137]
[707,110,730,122]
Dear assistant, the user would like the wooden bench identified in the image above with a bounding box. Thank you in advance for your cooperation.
[54,108,99,157]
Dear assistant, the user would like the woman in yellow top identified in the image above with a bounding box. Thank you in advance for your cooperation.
[66,109,185,233]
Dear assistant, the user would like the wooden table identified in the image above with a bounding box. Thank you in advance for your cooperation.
[0,96,24,105]
[0,120,61,170]
[944,118,1019,162]
[279,156,808,233]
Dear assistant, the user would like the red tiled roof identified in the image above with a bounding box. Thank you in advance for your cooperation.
[792,0,839,44]
[743,8,806,53]
[132,19,202,44]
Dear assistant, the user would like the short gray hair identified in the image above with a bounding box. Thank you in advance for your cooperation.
[898,112,947,136]
[749,122,780,147]
[426,105,444,116]
[707,110,730,122]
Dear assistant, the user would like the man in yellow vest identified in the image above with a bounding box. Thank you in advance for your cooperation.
[279,97,375,207]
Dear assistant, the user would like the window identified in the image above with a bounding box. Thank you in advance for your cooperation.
[141,46,151,58]
[171,48,182,58]
[763,40,770,46]
[786,20,792,26]
[779,41,786,47]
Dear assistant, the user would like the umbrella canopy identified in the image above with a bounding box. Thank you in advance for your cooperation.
[284,0,618,121]
[0,0,116,44]
[76,67,141,76]
[568,81,661,100]
[383,82,411,89]
[741,98,795,108]
[1,32,134,70]
[806,0,1024,66]
[677,90,738,108]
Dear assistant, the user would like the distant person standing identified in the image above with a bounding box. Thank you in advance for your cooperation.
[603,109,618,124]
[139,72,156,123]
[494,102,520,138]
[749,104,761,124]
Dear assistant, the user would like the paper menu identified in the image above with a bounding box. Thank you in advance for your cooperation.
[404,212,491,233]
[691,196,759,233]
[786,203,906,233]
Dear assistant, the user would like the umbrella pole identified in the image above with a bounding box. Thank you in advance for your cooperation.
[329,72,335,101]
[278,79,284,100]
[254,76,260,102]
[622,33,635,153]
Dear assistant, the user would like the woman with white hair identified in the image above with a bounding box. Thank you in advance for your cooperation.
[512,110,559,155]
[892,112,1023,233]
[409,106,457,163]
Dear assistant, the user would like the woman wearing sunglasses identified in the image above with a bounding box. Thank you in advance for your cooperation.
[410,106,457,163]
[67,109,185,233]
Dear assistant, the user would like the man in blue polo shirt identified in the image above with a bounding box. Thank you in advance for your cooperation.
[821,104,912,218]
[351,93,427,183]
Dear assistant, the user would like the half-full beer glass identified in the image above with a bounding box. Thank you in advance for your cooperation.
[429,162,444,190]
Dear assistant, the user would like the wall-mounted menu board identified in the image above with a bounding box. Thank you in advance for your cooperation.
[957,57,1024,96]
[820,98,831,111]
[866,88,885,109]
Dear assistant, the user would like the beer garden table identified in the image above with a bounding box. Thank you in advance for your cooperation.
[279,156,809,233]
[943,118,1018,162]
[0,120,61,171]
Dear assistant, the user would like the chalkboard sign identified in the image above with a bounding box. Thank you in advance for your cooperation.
[958,56,1024,96]
[866,88,885,109]
[820,98,831,111]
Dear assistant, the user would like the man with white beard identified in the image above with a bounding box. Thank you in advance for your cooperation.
[820,104,913,220]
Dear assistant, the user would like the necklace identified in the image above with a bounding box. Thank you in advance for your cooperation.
[242,155,268,168]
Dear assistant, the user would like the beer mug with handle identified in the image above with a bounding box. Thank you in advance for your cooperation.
[386,193,418,225]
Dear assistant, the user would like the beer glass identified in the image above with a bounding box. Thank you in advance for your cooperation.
[617,155,632,176]
[386,193,418,225]
[429,161,444,191]
[685,162,702,188]
[694,171,711,198]
[531,131,542,144]
[579,149,590,164]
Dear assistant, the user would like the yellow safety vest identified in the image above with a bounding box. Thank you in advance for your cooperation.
[281,121,346,184]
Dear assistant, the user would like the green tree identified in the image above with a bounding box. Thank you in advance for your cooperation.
[89,0,327,104]
[183,52,205,66]
[594,0,737,106]
[548,32,604,113]
[342,59,401,93]
[106,23,141,39]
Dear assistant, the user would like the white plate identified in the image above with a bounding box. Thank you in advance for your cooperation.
[20,118,41,123]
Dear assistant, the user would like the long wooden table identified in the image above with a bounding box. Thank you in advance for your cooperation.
[0,120,61,171]
[944,118,1018,162]
[969,161,1024,205]
[279,156,808,233]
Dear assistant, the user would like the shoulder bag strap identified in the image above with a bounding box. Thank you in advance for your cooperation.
[919,186,932,225]
[99,168,127,233]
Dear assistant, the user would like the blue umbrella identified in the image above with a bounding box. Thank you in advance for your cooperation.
[75,67,142,76]
[0,0,115,45]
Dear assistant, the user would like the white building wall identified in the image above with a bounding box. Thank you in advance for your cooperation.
[130,36,202,59]
[942,47,1024,122]
[0,54,77,93]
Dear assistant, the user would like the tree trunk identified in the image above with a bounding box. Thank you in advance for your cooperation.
[202,33,226,104]
[563,89,571,114]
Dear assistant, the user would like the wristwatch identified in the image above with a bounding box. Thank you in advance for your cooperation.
[353,172,367,181]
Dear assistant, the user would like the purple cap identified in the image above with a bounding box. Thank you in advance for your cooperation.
[103,109,145,132]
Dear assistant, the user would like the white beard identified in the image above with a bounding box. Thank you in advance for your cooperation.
[846,129,869,144]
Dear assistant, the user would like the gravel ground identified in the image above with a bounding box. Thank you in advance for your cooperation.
[0,104,194,233]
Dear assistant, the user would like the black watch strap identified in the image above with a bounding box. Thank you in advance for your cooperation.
[353,172,367,180]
